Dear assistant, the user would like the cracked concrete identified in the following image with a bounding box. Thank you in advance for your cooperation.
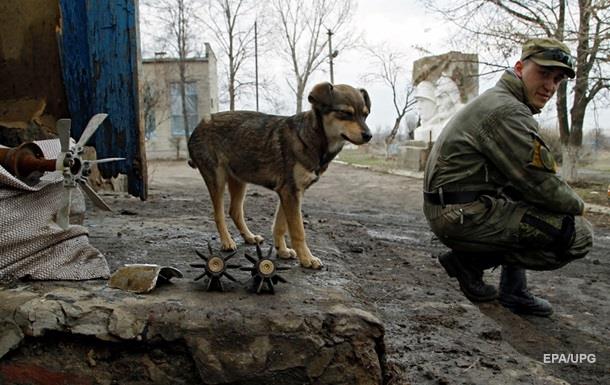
[0,278,385,384]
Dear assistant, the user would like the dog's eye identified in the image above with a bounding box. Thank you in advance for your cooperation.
[335,111,354,120]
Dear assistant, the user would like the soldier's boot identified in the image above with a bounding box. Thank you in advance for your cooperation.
[499,265,553,317]
[438,251,498,302]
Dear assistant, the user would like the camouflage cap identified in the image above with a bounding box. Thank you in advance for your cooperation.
[521,37,575,78]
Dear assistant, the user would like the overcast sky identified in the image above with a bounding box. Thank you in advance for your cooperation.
[251,0,465,132]
[140,0,606,134]
[333,0,458,132]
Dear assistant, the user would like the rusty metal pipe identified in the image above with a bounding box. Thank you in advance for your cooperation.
[0,142,57,181]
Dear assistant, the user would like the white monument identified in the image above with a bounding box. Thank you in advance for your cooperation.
[399,52,478,171]
[413,75,465,142]
[411,52,479,144]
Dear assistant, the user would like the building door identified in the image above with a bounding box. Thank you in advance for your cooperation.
[58,0,147,199]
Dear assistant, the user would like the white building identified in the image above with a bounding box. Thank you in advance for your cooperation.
[141,43,218,159]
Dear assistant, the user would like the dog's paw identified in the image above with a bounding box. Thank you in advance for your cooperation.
[277,247,297,260]
[244,234,264,245]
[300,256,323,270]
[220,238,237,251]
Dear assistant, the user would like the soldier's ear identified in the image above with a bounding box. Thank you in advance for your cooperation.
[308,82,334,107]
[514,61,525,78]
[360,88,371,112]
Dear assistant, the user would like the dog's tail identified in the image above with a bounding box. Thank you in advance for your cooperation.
[187,159,196,168]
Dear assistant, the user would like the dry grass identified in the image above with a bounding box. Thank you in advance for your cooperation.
[335,147,398,172]
[337,145,609,207]
[583,150,610,172]
[570,181,610,207]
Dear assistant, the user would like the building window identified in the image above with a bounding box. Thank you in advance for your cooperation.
[145,109,156,140]
[143,81,158,140]
[170,81,198,137]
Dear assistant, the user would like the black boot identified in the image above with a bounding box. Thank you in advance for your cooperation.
[438,252,498,302]
[499,265,553,317]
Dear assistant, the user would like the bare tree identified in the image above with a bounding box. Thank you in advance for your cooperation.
[589,100,608,151]
[272,0,357,113]
[201,0,263,111]
[362,45,417,159]
[424,0,610,182]
[141,0,204,144]
[142,79,161,140]
[141,67,173,141]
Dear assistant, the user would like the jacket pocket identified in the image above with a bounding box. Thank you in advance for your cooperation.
[440,199,490,226]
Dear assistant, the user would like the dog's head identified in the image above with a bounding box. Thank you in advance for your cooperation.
[308,82,372,146]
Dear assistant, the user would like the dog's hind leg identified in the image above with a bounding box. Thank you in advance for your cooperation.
[227,176,264,245]
[277,188,322,269]
[272,202,297,259]
[203,168,237,251]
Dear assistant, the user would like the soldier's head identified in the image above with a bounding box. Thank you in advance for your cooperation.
[514,37,575,109]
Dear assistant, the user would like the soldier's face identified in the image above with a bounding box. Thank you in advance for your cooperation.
[515,60,567,109]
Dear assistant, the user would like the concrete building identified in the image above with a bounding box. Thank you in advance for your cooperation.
[142,43,218,159]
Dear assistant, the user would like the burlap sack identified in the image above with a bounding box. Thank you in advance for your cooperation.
[0,140,109,280]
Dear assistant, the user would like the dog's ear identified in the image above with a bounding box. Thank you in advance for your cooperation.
[360,88,371,112]
[308,82,334,107]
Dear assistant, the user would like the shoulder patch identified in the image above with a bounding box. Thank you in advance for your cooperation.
[530,138,556,173]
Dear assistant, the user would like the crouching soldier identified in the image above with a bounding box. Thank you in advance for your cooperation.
[423,37,593,317]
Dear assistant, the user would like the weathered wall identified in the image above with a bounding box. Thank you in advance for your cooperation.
[0,0,68,120]
[58,0,147,199]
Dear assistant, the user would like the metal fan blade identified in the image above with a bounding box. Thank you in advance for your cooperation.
[207,241,213,255]
[195,249,208,261]
[224,250,237,261]
[244,253,257,264]
[88,157,125,164]
[77,113,108,147]
[57,119,71,153]
[56,187,73,229]
[224,272,238,282]
[190,263,207,268]
[78,180,112,211]
[256,279,265,293]
[274,275,288,283]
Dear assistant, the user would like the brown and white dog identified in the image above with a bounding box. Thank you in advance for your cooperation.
[187,82,372,269]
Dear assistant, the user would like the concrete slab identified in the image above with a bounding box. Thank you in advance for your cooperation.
[0,273,385,385]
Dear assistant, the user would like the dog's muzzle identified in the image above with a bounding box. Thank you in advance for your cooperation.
[361,131,372,143]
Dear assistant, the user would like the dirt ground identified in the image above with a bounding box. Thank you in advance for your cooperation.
[89,160,609,385]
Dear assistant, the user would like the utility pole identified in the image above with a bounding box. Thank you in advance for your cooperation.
[327,29,336,84]
[255,21,259,112]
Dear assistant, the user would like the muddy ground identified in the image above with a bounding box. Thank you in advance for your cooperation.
[89,160,609,385]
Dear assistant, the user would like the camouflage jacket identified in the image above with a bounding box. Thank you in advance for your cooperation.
[423,70,584,215]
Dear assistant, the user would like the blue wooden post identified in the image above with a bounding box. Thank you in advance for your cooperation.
[58,0,147,199]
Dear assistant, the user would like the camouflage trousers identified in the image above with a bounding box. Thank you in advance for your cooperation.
[423,195,593,271]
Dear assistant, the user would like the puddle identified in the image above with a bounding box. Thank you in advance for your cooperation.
[367,229,423,244]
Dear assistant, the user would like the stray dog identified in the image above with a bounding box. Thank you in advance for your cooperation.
[188,82,372,269]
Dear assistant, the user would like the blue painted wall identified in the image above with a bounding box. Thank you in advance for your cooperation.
[58,0,147,199]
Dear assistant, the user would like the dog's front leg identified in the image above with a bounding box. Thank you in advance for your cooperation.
[277,187,322,269]
[272,202,297,260]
